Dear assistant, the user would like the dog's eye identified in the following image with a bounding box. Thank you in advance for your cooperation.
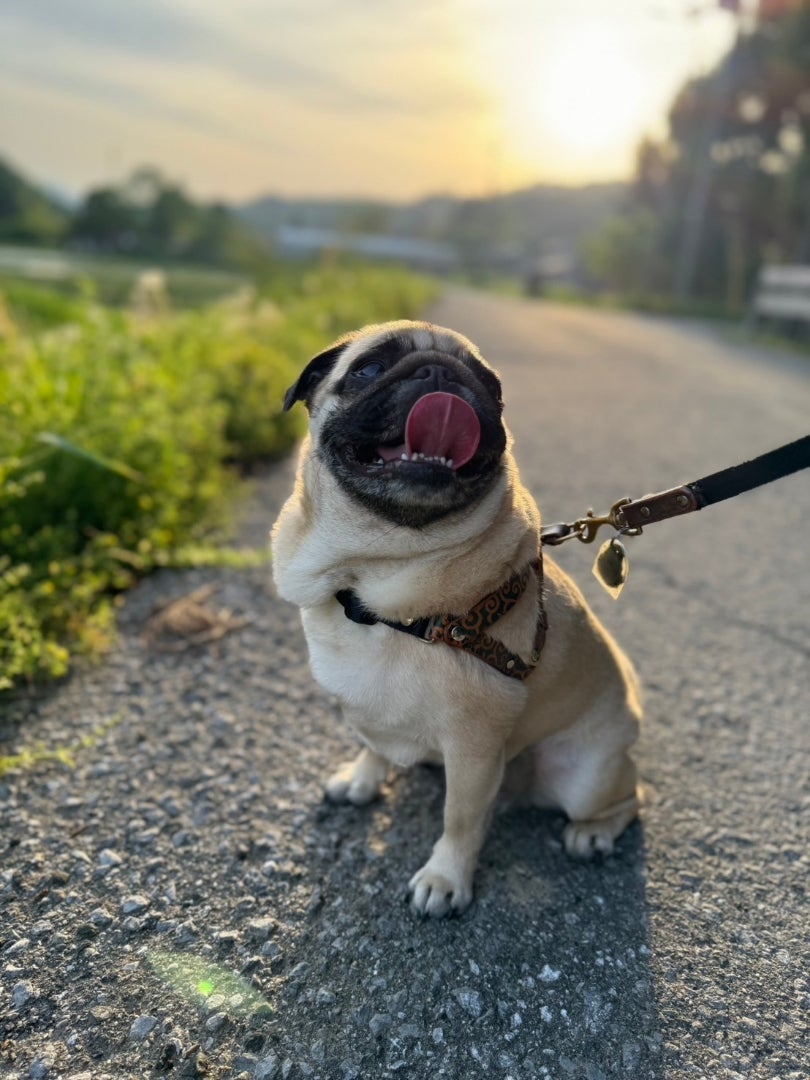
[353,361,384,379]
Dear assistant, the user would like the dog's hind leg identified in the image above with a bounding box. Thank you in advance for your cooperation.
[554,747,640,857]
[562,778,640,857]
[325,746,389,805]
[528,716,641,857]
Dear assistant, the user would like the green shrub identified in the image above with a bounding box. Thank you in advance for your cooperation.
[0,263,437,691]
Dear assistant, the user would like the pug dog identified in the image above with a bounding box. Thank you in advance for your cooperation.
[271,320,641,917]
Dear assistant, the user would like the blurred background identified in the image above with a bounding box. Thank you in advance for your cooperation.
[2,0,809,315]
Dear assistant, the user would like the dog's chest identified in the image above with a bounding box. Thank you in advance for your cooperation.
[300,603,480,764]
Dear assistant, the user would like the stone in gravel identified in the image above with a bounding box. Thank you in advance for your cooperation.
[130,1015,158,1039]
[246,917,277,942]
[310,1040,326,1063]
[539,964,561,983]
[316,988,336,1006]
[97,849,122,867]
[89,907,113,928]
[122,916,146,932]
[12,981,34,1009]
[261,941,282,961]
[205,1012,227,1032]
[215,930,239,950]
[369,1013,393,1037]
[454,988,483,1018]
[232,1055,258,1074]
[6,937,30,955]
[255,1054,279,1080]
[29,1055,53,1079]
[121,895,150,916]
[175,922,197,944]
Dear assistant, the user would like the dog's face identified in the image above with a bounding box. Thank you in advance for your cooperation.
[284,321,508,528]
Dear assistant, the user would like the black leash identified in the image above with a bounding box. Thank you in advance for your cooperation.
[686,433,810,508]
[541,433,810,547]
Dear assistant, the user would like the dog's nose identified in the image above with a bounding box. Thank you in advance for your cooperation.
[410,364,461,392]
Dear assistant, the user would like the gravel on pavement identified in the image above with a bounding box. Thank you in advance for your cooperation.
[1,290,808,1079]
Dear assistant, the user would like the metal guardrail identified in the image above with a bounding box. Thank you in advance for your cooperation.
[749,264,810,325]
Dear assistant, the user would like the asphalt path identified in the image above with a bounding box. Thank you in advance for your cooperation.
[1,289,808,1079]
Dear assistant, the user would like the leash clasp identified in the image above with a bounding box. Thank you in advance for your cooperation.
[542,497,641,546]
[574,497,638,543]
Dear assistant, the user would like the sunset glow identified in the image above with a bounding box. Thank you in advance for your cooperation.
[0,1,741,201]
[533,25,649,155]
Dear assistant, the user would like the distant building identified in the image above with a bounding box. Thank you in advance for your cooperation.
[276,225,459,272]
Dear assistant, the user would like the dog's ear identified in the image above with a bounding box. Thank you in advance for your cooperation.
[283,334,356,412]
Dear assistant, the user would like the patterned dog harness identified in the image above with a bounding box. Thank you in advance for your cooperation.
[335,554,547,681]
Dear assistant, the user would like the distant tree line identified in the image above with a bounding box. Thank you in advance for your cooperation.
[585,1,810,313]
[0,162,269,272]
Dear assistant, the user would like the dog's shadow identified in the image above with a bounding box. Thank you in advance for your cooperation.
[302,760,665,1078]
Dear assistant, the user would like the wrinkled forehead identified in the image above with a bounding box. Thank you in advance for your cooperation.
[326,322,484,388]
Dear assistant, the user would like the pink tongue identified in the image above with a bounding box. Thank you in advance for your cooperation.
[404,392,481,470]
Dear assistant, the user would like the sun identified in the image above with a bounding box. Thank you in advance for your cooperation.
[535,23,648,154]
[482,18,651,182]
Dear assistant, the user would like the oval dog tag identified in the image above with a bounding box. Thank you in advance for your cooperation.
[592,536,629,599]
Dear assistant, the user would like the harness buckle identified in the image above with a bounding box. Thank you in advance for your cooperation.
[417,616,441,643]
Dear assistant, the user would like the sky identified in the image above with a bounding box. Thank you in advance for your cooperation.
[0,0,747,205]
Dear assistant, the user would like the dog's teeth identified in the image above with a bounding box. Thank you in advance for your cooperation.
[440,457,446,466]
[401,453,409,461]
[447,458,454,468]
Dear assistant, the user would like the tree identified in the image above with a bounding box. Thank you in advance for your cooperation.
[593,2,810,310]
[69,168,268,269]
[0,158,69,245]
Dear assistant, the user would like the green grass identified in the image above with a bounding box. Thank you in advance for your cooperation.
[0,262,437,692]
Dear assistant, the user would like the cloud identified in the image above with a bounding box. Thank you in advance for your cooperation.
[0,0,481,115]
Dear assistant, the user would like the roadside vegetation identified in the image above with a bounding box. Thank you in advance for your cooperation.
[0,262,436,693]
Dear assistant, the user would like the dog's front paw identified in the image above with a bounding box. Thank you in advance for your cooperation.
[408,854,473,918]
[324,749,387,806]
